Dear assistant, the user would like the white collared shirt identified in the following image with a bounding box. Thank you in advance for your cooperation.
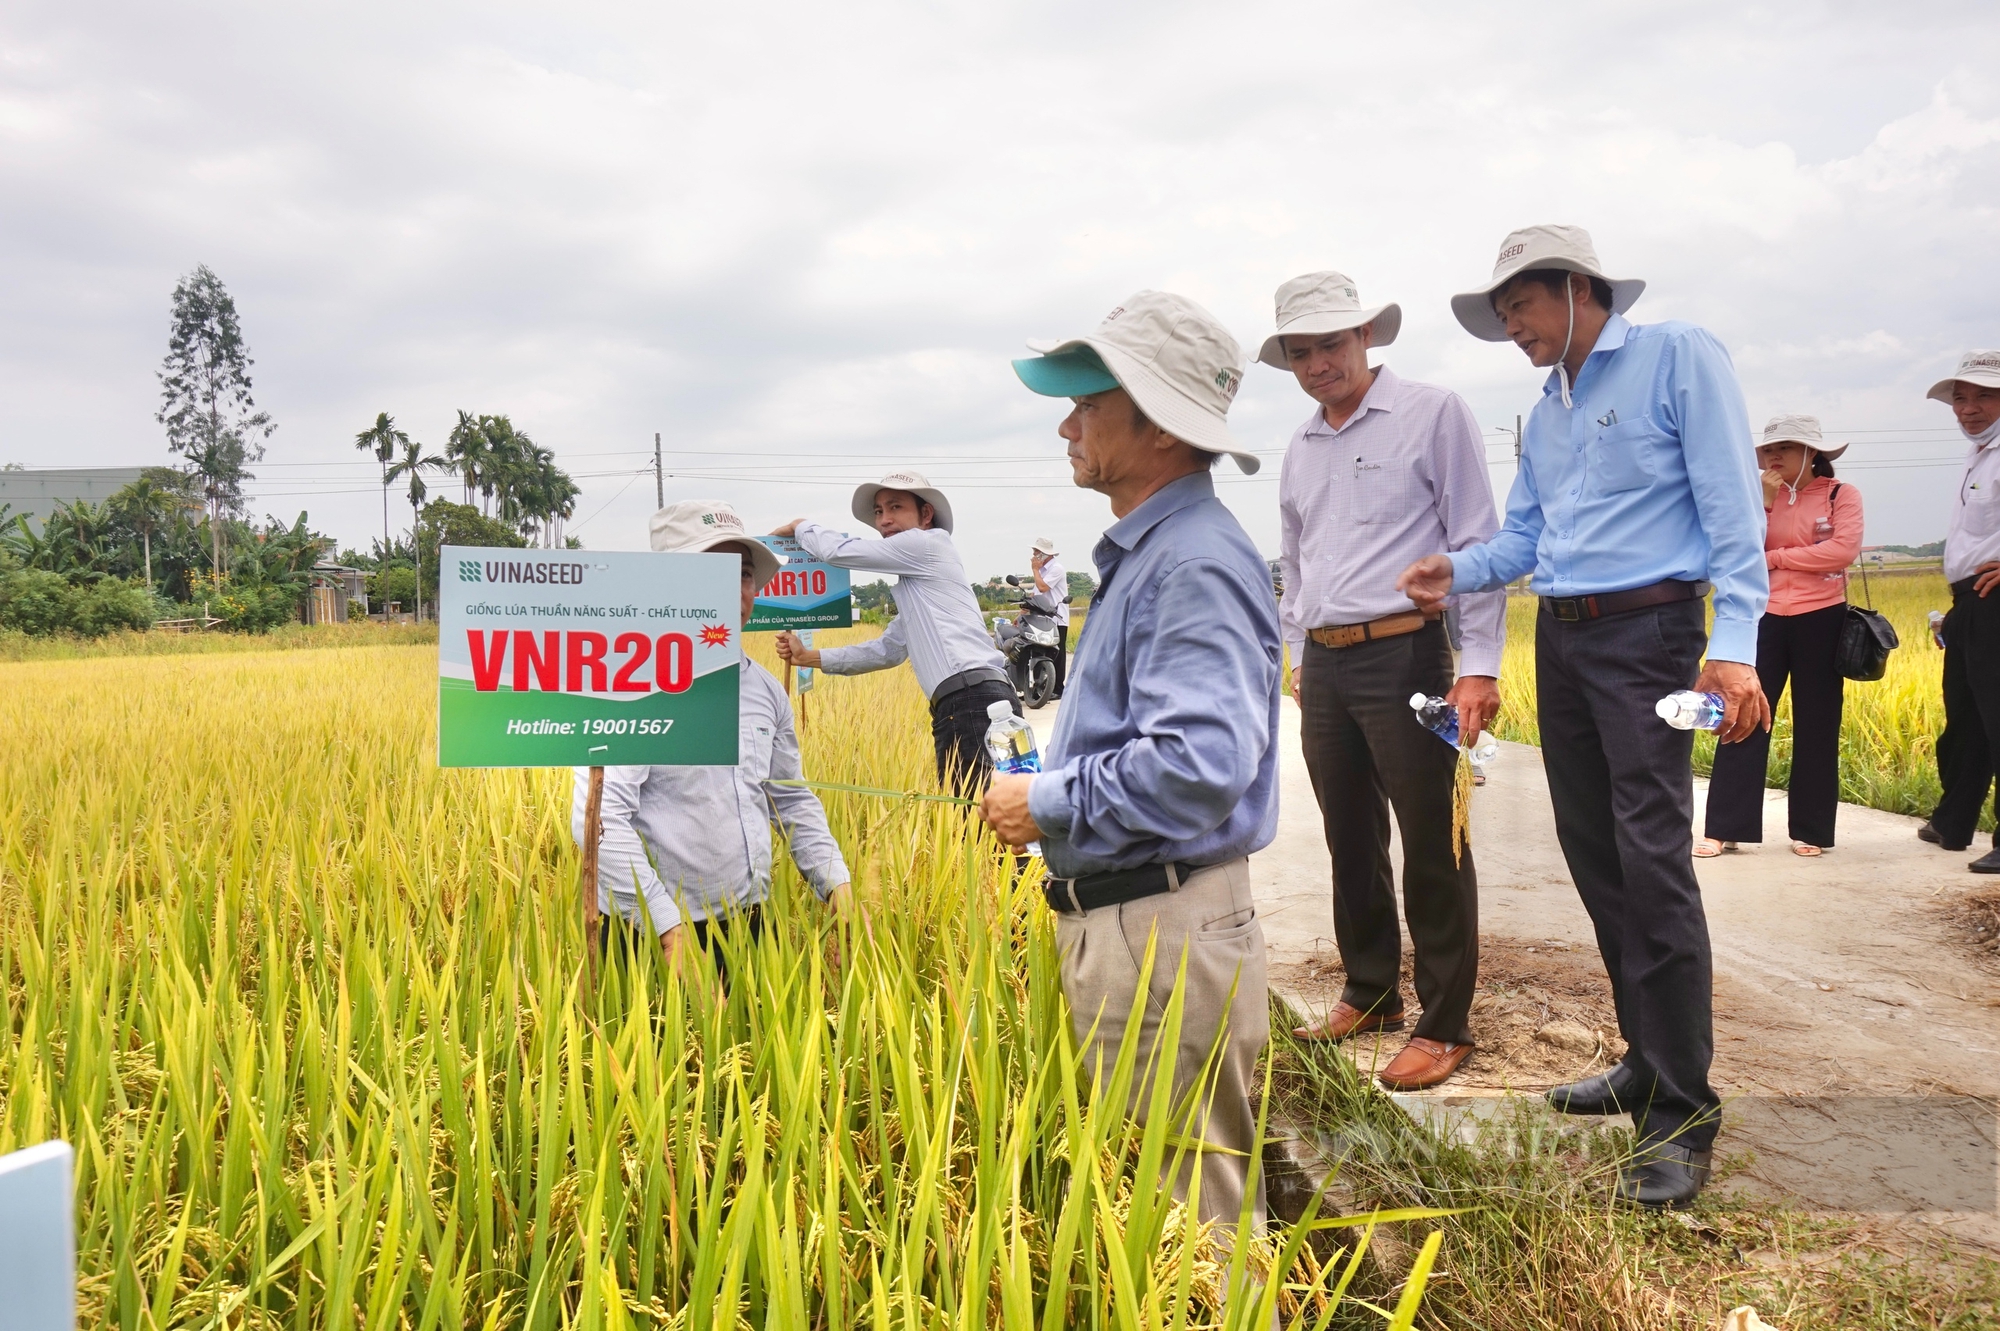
[1945,434,2000,584]
[1038,557,1070,625]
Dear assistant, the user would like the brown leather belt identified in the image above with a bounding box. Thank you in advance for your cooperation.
[1307,610,1438,650]
[1539,578,1710,623]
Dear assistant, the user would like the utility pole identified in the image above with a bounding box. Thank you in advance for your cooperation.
[654,432,664,509]
[1513,414,1523,462]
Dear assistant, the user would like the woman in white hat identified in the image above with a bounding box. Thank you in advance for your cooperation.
[1919,351,2000,869]
[1698,416,1861,859]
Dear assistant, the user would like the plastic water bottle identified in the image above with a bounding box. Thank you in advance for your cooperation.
[1930,610,1946,650]
[1409,693,1499,763]
[985,700,1041,855]
[1655,690,1726,731]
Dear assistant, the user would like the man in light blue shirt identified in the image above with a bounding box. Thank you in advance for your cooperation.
[982,290,1280,1236]
[1400,226,1770,1210]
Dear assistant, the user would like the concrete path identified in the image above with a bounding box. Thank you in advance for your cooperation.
[1026,696,2000,1225]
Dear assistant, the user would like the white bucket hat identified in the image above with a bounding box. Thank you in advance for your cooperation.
[1030,535,1058,556]
[850,470,954,533]
[1927,350,2000,402]
[1256,270,1401,369]
[1757,414,1847,461]
[649,499,781,588]
[1012,290,1260,474]
[1450,225,1646,343]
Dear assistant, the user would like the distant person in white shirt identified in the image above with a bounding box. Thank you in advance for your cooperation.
[1030,536,1070,699]
[1919,350,2000,871]
[773,470,1018,794]
[574,500,849,972]
[1267,270,1502,1093]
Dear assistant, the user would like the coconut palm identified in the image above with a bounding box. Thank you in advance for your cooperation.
[353,413,410,556]
[385,437,446,620]
[107,474,182,591]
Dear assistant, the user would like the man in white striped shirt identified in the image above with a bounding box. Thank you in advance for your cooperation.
[1269,271,1504,1091]
[773,470,1017,794]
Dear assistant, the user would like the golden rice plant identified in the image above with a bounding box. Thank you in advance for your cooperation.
[0,629,1434,1328]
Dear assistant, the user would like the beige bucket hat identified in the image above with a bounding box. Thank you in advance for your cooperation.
[850,469,954,533]
[1758,414,1847,461]
[1927,349,2000,402]
[1451,225,1646,342]
[1030,535,1058,556]
[1256,270,1401,369]
[1012,290,1260,473]
[649,499,781,587]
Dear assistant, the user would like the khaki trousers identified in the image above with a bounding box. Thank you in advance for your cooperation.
[1055,858,1269,1231]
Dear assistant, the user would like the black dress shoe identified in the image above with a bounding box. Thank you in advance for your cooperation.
[1972,848,2000,874]
[1615,1142,1712,1209]
[1546,1062,1640,1115]
[1921,822,1970,851]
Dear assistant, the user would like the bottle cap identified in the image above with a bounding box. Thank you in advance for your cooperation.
[1408,692,1429,710]
[987,700,1015,721]
[1654,697,1678,721]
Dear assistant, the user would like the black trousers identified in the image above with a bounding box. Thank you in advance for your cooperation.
[1538,600,1719,1151]
[1299,622,1478,1044]
[1054,624,1069,699]
[931,678,1021,797]
[599,905,764,984]
[1931,582,2000,848]
[1704,603,1846,847]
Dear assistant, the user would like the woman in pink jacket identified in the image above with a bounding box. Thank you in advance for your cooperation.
[1698,416,1862,857]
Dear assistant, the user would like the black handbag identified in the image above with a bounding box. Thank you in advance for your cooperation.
[1829,486,1899,681]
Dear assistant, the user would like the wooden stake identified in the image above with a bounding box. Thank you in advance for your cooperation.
[580,765,605,986]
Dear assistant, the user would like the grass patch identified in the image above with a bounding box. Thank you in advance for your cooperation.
[0,619,438,662]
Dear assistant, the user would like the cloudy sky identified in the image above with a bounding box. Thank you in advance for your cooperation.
[3,0,1996,578]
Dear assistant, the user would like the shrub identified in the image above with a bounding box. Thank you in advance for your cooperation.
[69,580,156,636]
[0,570,78,635]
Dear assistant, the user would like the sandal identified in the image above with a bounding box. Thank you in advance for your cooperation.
[1692,838,1736,858]
[1791,842,1823,858]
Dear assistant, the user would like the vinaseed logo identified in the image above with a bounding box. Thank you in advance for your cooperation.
[459,560,482,582]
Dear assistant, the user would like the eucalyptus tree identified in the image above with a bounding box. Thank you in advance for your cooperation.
[353,413,410,556]
[155,265,276,576]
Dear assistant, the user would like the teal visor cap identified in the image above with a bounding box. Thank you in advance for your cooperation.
[1012,346,1121,397]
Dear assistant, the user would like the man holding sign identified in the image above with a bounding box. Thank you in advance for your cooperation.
[773,471,1018,795]
[576,501,850,966]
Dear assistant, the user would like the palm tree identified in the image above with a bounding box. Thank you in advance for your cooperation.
[108,475,180,590]
[353,412,410,557]
[385,437,445,620]
[444,411,490,511]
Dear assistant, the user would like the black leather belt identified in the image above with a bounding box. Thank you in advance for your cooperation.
[1043,861,1196,915]
[1540,578,1710,623]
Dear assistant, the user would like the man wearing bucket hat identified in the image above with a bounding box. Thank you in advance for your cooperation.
[771,471,1016,795]
[1261,270,1504,1091]
[1699,416,1861,860]
[1919,351,2000,868]
[575,499,850,970]
[980,290,1282,1234]
[1396,225,1770,1209]
[1029,536,1070,698]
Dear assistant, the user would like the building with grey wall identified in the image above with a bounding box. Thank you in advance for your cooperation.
[0,467,149,530]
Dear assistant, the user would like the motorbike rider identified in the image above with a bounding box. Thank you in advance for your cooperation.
[1031,537,1070,699]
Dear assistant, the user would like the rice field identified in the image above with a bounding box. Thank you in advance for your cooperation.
[0,628,1436,1329]
[1491,571,1968,824]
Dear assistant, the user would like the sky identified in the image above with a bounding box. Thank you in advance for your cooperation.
[2,0,1997,579]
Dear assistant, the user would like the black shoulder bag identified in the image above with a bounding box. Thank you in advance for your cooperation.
[1830,484,1899,681]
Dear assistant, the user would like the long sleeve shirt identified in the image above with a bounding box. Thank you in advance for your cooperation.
[1446,314,1770,664]
[1027,470,1281,878]
[1763,475,1862,615]
[571,659,848,934]
[1277,366,1506,677]
[1035,557,1070,626]
[795,522,1006,699]
[1944,431,2000,584]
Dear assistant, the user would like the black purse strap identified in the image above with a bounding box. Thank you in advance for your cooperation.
[1830,482,1873,610]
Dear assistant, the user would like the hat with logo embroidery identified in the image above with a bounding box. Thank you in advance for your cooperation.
[1011,290,1259,473]
[1758,414,1847,461]
[1256,270,1401,369]
[648,499,780,588]
[1451,224,1646,343]
[1927,349,2000,403]
[850,469,955,533]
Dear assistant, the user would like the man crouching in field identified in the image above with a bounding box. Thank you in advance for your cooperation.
[573,500,850,972]
[983,291,1282,1234]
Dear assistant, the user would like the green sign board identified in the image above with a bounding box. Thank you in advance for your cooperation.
[746,536,852,630]
[438,546,741,768]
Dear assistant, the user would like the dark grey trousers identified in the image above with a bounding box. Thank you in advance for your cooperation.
[1931,581,2000,849]
[1299,621,1478,1044]
[1537,599,1719,1151]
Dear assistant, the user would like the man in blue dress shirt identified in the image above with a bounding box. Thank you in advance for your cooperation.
[1399,225,1770,1208]
[981,290,1282,1234]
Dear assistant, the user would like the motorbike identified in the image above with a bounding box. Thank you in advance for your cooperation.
[991,574,1063,708]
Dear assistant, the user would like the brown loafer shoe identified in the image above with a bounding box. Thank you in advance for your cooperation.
[1292,1000,1406,1042]
[1376,1037,1474,1091]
